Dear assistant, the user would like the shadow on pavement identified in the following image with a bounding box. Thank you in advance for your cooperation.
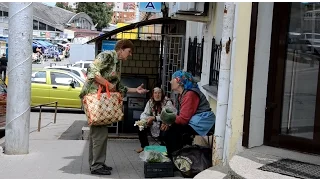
[59,141,95,179]
[59,120,88,140]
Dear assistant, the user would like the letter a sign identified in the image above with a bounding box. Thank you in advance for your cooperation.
[139,2,161,13]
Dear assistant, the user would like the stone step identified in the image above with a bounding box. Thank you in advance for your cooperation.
[193,164,238,179]
[81,126,140,140]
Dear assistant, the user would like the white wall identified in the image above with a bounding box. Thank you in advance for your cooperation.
[248,2,274,148]
[72,37,91,44]
[199,2,224,100]
[69,44,95,63]
[183,21,204,71]
[183,2,224,100]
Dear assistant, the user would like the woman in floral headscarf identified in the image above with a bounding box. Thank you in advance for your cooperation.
[135,87,173,153]
[160,70,215,158]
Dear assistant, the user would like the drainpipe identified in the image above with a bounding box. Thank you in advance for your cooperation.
[223,2,238,165]
[213,2,235,165]
[135,2,140,38]
[5,2,33,155]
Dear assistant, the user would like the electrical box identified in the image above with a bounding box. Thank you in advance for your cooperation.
[169,2,205,16]
[168,2,214,23]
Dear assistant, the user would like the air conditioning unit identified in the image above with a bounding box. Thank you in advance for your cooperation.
[169,2,205,16]
[168,2,214,23]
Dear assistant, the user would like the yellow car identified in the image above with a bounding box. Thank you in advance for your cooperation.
[31,69,84,109]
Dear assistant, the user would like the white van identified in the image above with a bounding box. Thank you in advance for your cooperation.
[72,60,93,70]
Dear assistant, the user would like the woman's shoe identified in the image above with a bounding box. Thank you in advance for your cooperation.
[135,148,144,153]
[102,164,113,171]
[91,167,111,175]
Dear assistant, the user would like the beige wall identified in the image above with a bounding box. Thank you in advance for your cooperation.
[224,2,252,161]
[192,2,222,148]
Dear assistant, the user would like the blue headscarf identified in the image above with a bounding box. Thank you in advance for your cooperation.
[172,70,199,90]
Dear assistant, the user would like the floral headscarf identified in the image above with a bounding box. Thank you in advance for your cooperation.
[172,70,198,90]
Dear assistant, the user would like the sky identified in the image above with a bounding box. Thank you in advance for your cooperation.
[42,2,56,7]
[42,2,78,8]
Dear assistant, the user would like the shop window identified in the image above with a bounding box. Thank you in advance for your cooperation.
[33,20,38,30]
[39,22,46,30]
[47,25,55,31]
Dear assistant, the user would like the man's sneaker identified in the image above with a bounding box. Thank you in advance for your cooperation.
[91,167,111,175]
[103,164,113,171]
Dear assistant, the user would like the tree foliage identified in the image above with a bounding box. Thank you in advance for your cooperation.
[55,2,74,12]
[75,2,113,30]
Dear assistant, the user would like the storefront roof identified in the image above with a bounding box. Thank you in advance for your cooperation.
[85,17,183,44]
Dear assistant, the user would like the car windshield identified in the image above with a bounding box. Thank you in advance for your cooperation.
[0,85,6,93]
[81,69,87,75]
[69,72,85,83]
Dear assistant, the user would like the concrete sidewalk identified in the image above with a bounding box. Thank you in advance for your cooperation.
[0,111,183,179]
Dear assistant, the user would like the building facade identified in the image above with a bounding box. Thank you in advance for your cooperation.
[0,2,96,42]
[109,2,137,24]
[172,1,320,166]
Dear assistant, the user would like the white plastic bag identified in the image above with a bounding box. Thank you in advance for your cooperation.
[163,103,178,115]
[150,121,160,137]
[139,150,171,163]
[134,119,147,131]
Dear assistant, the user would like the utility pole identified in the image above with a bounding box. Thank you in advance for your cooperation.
[213,2,235,165]
[5,2,33,155]
[135,2,140,23]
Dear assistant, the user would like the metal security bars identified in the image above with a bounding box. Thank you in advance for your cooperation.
[161,35,185,99]
[209,38,222,87]
[187,36,204,78]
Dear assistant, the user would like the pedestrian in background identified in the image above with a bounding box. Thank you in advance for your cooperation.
[0,53,7,81]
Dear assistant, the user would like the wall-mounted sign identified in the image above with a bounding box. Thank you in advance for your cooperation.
[40,32,46,36]
[139,2,162,13]
[102,40,117,52]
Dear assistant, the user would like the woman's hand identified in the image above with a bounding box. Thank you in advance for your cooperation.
[146,116,155,126]
[107,82,116,92]
[94,75,115,91]
[160,123,170,131]
[136,83,149,94]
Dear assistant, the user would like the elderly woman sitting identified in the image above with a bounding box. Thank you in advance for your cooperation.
[136,87,174,153]
[160,70,215,158]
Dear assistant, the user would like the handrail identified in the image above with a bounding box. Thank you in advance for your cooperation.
[31,101,58,132]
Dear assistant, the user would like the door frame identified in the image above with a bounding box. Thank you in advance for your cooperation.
[264,2,320,154]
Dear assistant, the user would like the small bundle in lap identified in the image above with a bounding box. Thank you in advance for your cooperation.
[160,106,177,125]
[83,83,124,126]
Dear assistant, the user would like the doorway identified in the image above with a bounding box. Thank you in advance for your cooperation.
[265,2,320,154]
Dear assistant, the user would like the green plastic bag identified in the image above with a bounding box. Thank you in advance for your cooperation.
[160,107,177,125]
[144,145,167,153]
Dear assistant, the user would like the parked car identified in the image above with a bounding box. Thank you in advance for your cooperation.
[44,66,87,80]
[0,79,7,130]
[71,60,93,70]
[300,33,320,54]
[31,69,84,109]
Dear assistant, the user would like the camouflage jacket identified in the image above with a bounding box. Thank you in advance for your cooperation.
[79,50,128,98]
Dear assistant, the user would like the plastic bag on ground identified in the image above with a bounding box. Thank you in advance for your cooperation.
[172,145,212,178]
[139,150,171,163]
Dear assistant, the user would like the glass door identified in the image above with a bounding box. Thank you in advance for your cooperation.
[265,2,320,154]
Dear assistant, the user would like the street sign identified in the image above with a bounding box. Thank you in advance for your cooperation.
[102,40,117,52]
[139,2,162,13]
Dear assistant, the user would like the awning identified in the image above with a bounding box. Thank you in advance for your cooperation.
[84,17,184,44]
